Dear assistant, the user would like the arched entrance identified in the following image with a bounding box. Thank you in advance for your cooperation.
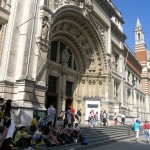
[46,6,107,115]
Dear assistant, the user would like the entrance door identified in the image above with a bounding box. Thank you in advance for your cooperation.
[46,95,57,109]
[65,98,73,111]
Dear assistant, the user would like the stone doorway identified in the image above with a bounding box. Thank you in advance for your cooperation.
[65,98,73,111]
[46,95,57,110]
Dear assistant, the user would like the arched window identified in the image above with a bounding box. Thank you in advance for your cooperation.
[50,41,58,62]
[138,33,141,40]
[50,41,77,71]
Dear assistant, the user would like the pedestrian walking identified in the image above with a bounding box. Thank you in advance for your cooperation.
[106,112,109,126]
[103,111,107,126]
[94,111,99,126]
[100,111,103,126]
[133,120,141,142]
[121,113,125,125]
[76,109,82,124]
[88,111,94,127]
[114,113,118,125]
[143,120,150,143]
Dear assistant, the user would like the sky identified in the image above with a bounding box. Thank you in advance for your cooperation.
[112,0,150,51]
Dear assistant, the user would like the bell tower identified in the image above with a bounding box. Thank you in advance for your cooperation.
[135,18,147,64]
[135,18,145,45]
[134,18,150,117]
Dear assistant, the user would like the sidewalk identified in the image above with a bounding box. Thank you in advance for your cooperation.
[90,135,149,150]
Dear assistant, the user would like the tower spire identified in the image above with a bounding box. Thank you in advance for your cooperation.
[136,17,142,28]
[134,17,145,45]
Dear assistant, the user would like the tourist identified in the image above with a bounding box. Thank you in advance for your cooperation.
[106,112,109,126]
[114,113,118,125]
[143,120,150,143]
[0,98,4,122]
[32,125,43,144]
[133,120,141,142]
[68,106,75,123]
[94,111,99,126]
[121,113,125,125]
[88,111,94,127]
[77,109,82,124]
[73,123,80,142]
[47,105,56,126]
[0,112,15,150]
[100,111,103,126]
[38,113,49,127]
[103,111,107,126]
[1,99,12,126]
[30,116,40,132]
[67,107,72,124]
[14,126,31,148]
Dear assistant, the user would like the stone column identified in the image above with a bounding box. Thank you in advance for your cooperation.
[57,76,62,115]
[61,71,66,111]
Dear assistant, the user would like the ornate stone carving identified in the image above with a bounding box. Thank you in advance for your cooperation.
[89,54,96,73]
[82,80,86,84]
[47,0,93,13]
[36,9,53,52]
[48,0,75,11]
[41,16,50,40]
[91,17,105,40]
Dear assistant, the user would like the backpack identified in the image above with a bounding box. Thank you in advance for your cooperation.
[82,137,88,145]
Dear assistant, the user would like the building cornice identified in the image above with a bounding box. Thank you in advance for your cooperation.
[111,21,126,42]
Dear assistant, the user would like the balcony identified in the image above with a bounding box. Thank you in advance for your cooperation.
[0,0,10,24]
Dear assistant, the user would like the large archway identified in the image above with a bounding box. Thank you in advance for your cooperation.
[46,6,108,115]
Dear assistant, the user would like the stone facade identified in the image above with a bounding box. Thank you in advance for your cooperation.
[0,0,148,126]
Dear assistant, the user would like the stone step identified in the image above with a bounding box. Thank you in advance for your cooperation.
[42,134,135,150]
[12,125,138,150]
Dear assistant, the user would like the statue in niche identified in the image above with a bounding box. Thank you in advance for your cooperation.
[89,59,96,72]
[41,16,50,40]
[62,49,70,64]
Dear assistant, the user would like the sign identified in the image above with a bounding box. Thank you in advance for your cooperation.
[85,98,100,120]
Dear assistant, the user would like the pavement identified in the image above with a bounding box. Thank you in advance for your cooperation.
[90,135,150,150]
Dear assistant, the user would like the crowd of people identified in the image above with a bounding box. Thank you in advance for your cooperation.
[1,98,150,149]
[88,110,110,127]
[0,100,84,150]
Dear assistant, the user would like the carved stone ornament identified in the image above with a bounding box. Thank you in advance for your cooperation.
[47,0,93,13]
[36,8,52,52]
[48,0,76,12]
[36,36,50,52]
[89,58,96,73]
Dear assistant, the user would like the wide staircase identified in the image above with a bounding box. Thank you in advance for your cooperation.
[37,125,136,150]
